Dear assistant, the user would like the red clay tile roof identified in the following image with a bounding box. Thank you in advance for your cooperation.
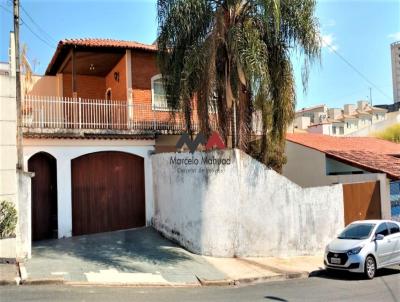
[286,133,400,179]
[286,133,400,155]
[46,38,157,75]
[60,38,157,51]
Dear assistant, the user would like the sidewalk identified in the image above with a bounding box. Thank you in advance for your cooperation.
[201,255,324,285]
[0,263,20,285]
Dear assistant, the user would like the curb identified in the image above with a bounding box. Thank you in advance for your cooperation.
[20,278,65,285]
[198,271,312,287]
[66,281,202,288]
[11,269,319,287]
[18,262,28,281]
[0,262,21,286]
[0,277,20,286]
[197,278,235,286]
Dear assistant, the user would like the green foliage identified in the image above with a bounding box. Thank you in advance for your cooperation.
[374,123,400,143]
[0,201,17,239]
[157,0,321,171]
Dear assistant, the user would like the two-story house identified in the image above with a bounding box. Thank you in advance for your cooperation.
[22,38,214,241]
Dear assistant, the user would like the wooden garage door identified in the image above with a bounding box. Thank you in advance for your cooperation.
[71,151,145,236]
[343,181,381,225]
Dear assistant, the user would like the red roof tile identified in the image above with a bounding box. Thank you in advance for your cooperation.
[60,38,157,51]
[286,133,400,180]
[286,133,400,155]
[46,38,157,75]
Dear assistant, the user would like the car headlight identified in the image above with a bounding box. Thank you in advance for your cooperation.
[347,246,363,256]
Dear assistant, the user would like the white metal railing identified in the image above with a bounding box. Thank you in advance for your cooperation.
[22,95,219,133]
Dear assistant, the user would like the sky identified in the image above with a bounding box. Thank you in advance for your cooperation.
[1,0,399,109]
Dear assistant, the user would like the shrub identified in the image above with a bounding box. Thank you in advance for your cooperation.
[0,201,17,239]
[374,123,400,143]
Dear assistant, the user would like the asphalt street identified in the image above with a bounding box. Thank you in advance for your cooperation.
[1,267,399,302]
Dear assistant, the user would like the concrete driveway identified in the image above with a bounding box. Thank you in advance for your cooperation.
[24,227,226,285]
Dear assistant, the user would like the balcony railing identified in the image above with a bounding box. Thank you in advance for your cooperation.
[22,95,221,134]
[22,95,264,136]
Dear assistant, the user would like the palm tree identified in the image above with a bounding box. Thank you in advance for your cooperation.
[157,0,320,171]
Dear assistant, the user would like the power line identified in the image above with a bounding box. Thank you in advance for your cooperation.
[325,43,392,101]
[1,2,55,49]
[279,0,392,102]
[20,3,57,44]
[20,18,55,49]
[0,3,12,13]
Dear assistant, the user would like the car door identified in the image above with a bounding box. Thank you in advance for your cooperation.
[374,222,392,267]
[387,222,400,264]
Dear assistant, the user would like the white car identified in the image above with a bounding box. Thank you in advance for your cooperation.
[324,220,400,279]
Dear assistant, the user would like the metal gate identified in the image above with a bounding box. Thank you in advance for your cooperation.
[342,181,381,225]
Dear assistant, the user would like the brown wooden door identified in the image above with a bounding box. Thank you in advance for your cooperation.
[71,151,145,236]
[28,152,58,241]
[343,181,381,225]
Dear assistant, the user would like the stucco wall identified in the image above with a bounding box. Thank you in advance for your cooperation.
[283,141,327,187]
[25,75,60,97]
[23,138,155,238]
[152,149,344,257]
[0,75,18,259]
[16,171,32,258]
[0,75,17,204]
[0,75,32,259]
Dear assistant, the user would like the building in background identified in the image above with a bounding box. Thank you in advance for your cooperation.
[291,101,388,136]
[391,41,400,103]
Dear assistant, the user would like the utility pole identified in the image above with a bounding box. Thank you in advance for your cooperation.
[369,87,372,106]
[14,0,23,170]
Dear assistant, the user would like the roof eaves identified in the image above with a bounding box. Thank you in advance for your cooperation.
[325,152,400,180]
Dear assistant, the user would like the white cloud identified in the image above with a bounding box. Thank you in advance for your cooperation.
[320,33,339,52]
[388,32,400,41]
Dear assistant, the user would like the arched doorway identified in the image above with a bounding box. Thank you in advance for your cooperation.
[71,151,145,236]
[28,152,58,241]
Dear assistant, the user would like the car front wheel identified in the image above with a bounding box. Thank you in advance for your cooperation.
[364,255,376,279]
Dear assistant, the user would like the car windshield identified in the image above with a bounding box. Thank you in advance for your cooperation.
[337,223,375,240]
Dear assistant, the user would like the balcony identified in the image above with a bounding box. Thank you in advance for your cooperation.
[22,95,220,138]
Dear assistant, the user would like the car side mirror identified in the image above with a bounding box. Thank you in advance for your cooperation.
[375,234,384,241]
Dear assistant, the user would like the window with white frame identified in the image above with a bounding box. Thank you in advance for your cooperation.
[151,74,168,110]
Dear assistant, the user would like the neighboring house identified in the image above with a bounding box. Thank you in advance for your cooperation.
[0,32,31,259]
[283,133,400,220]
[347,110,400,137]
[293,101,388,136]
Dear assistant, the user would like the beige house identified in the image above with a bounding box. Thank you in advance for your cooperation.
[293,101,388,136]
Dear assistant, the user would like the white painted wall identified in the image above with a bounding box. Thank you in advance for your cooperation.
[23,138,155,238]
[307,124,332,135]
[347,111,400,137]
[0,74,18,259]
[152,150,344,257]
[283,141,327,187]
[0,75,17,204]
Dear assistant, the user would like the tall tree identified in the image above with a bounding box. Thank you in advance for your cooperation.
[157,0,320,171]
